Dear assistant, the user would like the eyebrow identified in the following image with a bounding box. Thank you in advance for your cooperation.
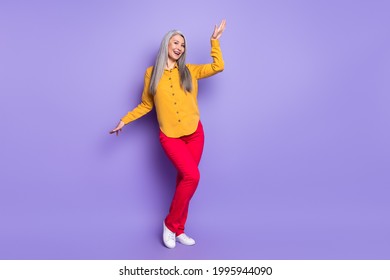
[173,40,185,45]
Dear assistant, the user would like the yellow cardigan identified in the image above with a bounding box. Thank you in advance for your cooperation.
[121,39,224,138]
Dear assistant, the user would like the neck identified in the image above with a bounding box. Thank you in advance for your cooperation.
[166,58,176,70]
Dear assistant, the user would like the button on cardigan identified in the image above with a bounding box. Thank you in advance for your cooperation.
[121,39,224,138]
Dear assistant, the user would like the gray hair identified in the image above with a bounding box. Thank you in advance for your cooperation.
[149,30,192,95]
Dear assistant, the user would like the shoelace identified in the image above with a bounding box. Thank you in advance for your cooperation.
[167,231,175,241]
[178,234,191,240]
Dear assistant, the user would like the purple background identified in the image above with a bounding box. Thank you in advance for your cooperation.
[1,0,389,260]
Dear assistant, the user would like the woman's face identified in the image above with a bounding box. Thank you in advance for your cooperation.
[167,34,185,62]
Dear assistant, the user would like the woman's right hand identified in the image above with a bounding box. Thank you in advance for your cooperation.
[109,120,125,136]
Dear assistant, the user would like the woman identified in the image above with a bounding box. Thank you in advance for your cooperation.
[110,19,226,249]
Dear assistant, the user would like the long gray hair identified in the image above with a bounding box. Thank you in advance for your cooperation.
[149,30,192,95]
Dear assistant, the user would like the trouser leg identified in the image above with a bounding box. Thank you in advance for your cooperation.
[159,122,204,235]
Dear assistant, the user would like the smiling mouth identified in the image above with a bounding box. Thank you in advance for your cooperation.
[173,50,181,56]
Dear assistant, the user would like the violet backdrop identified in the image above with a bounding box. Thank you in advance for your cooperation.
[0,0,389,259]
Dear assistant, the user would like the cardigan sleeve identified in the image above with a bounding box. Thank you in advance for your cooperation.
[188,39,224,80]
[121,68,154,125]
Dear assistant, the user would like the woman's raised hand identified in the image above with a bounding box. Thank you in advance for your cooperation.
[211,19,226,40]
[109,120,125,136]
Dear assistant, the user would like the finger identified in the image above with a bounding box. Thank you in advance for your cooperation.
[216,20,222,31]
[219,20,226,33]
[218,21,224,30]
[213,24,218,37]
[219,19,226,32]
[215,21,226,39]
[221,19,226,31]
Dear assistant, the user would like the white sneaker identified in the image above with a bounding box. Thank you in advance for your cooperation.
[163,222,176,249]
[176,233,196,246]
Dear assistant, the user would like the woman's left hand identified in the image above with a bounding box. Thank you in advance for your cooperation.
[211,19,226,40]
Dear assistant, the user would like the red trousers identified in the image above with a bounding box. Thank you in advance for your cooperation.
[159,121,204,236]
